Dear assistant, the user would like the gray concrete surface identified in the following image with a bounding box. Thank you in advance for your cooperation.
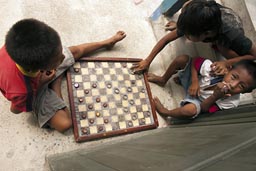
[0,0,255,171]
[47,122,256,171]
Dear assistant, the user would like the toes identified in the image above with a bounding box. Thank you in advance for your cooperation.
[116,31,126,38]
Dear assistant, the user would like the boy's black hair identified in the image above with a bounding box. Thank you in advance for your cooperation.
[233,60,256,92]
[177,0,221,37]
[5,18,61,71]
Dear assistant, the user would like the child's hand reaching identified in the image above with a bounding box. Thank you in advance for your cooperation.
[210,61,229,76]
[38,70,56,88]
[131,59,149,74]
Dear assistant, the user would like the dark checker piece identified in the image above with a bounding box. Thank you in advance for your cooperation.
[66,57,158,142]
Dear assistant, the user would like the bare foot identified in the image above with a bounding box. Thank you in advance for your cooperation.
[165,21,177,31]
[148,73,166,86]
[153,97,170,117]
[105,31,126,49]
[173,76,181,85]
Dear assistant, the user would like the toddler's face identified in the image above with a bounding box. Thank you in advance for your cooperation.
[223,66,253,95]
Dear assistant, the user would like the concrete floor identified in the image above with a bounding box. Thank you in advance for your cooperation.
[0,0,255,171]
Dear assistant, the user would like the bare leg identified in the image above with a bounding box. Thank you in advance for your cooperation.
[148,55,189,86]
[165,21,177,31]
[147,73,168,87]
[48,108,72,133]
[69,31,126,61]
[48,74,72,133]
[154,97,197,119]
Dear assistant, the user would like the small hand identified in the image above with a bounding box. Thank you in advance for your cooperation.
[130,59,149,74]
[213,81,231,99]
[210,61,229,76]
[188,82,200,97]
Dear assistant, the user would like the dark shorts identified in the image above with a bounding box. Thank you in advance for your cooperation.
[178,57,201,117]
[32,47,75,127]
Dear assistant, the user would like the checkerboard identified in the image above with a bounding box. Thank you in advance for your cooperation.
[66,57,158,142]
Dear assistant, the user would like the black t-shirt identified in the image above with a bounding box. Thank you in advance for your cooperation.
[177,5,252,56]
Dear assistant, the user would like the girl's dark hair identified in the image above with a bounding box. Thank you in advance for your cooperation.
[5,18,61,70]
[177,0,221,37]
[233,60,256,91]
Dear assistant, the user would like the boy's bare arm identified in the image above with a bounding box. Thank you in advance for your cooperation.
[188,58,200,97]
[132,30,180,73]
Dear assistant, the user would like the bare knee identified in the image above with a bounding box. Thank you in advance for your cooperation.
[49,109,72,133]
[55,118,72,133]
[180,104,197,118]
[174,55,189,69]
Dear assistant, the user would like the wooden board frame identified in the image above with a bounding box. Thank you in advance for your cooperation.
[66,57,158,142]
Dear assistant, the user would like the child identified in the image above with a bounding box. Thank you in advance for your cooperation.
[152,55,256,119]
[131,0,256,76]
[0,18,126,132]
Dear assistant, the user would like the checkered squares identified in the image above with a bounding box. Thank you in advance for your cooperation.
[67,59,158,142]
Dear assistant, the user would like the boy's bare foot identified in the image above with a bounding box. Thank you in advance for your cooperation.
[148,73,166,86]
[173,76,181,85]
[105,31,126,49]
[154,97,170,117]
[165,21,177,31]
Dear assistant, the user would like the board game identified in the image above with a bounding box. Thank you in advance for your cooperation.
[66,57,158,142]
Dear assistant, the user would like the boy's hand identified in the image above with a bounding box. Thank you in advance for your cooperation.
[213,81,231,99]
[38,70,56,88]
[130,59,149,74]
[10,106,22,114]
[188,82,200,97]
[210,61,229,76]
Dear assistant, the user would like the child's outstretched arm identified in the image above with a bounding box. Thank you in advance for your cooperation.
[131,30,180,73]
[211,45,256,75]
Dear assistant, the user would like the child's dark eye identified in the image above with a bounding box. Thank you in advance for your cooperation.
[231,74,237,80]
[239,84,245,90]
